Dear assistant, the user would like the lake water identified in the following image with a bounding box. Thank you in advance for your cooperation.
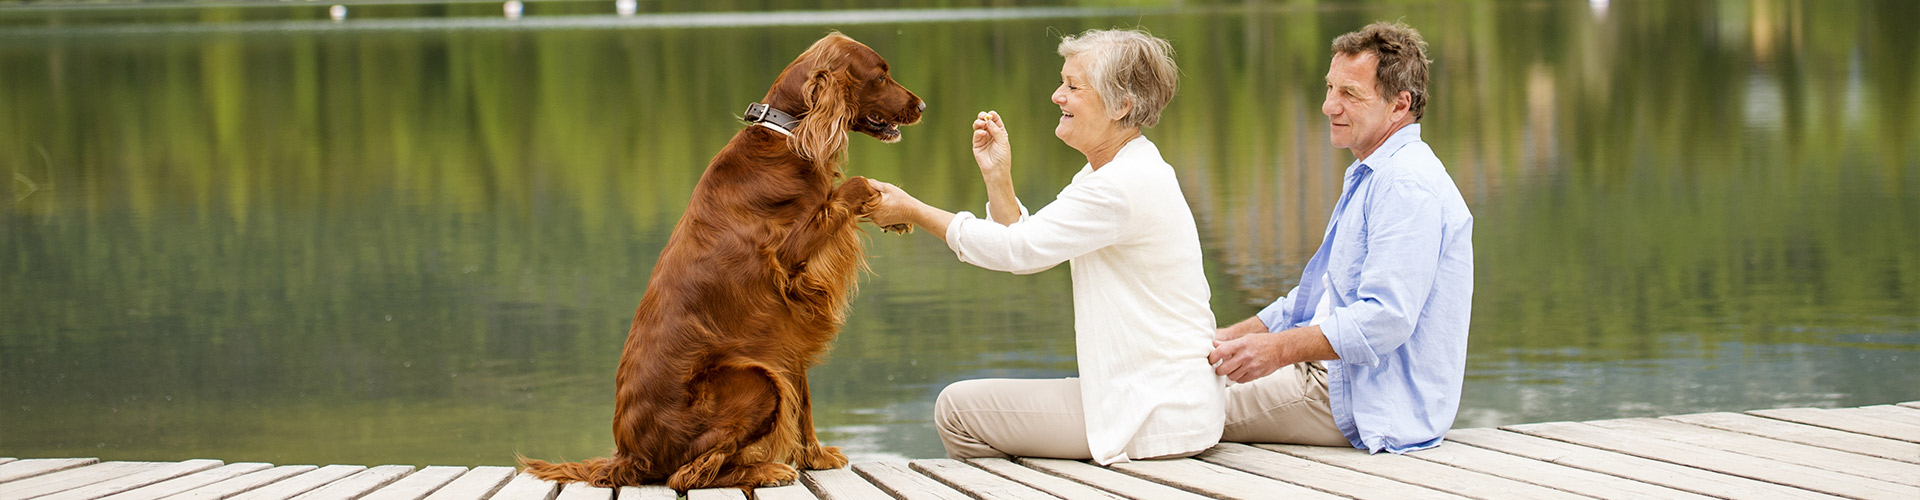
[3,0,1916,465]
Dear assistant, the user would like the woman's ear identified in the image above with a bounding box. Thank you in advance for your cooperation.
[794,68,851,164]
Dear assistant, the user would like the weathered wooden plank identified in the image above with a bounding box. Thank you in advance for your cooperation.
[95,462,272,500]
[1839,406,1920,424]
[850,461,968,500]
[1751,407,1920,443]
[684,487,746,500]
[1446,428,1834,500]
[1509,421,1914,499]
[612,485,676,500]
[749,484,817,500]
[229,464,365,500]
[0,458,16,466]
[359,466,469,500]
[287,465,414,500]
[905,459,1056,500]
[1197,443,1467,499]
[1106,456,1342,500]
[421,466,515,500]
[38,459,225,500]
[0,461,159,499]
[0,458,99,484]
[554,481,615,500]
[800,468,890,500]
[1402,440,1717,500]
[487,473,560,500]
[1666,412,1920,465]
[1588,417,1920,486]
[1260,443,1591,500]
[170,465,320,500]
[1898,401,1920,410]
[1014,458,1211,500]
[964,458,1125,500]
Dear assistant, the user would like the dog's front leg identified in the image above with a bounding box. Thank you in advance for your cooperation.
[772,177,878,278]
[790,374,849,470]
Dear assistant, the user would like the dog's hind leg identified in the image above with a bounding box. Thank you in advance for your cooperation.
[666,363,797,490]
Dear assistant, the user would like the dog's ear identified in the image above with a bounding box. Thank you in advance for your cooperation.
[794,67,851,165]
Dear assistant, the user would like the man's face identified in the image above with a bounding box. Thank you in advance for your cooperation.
[1322,51,1404,160]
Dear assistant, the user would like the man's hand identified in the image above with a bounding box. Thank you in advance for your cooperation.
[1210,334,1287,383]
[1209,325,1337,384]
[1213,315,1269,346]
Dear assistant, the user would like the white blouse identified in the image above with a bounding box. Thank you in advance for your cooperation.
[943,136,1225,464]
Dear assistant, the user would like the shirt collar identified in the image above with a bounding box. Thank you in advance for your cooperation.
[1112,134,1152,162]
[1084,135,1153,173]
[1353,122,1423,174]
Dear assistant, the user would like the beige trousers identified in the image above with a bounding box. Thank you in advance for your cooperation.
[1222,360,1351,447]
[934,378,1208,461]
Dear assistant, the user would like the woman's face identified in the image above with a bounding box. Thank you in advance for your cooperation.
[1051,55,1126,154]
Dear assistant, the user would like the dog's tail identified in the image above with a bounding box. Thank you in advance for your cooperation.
[516,455,648,487]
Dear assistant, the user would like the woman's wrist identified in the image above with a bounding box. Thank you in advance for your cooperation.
[912,200,956,241]
[979,164,1011,183]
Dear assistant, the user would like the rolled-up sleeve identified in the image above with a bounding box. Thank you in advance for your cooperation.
[1256,287,1300,332]
[1321,179,1443,367]
[985,199,1031,225]
[945,177,1128,275]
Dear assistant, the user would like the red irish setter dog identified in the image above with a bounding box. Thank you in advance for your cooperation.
[517,33,921,491]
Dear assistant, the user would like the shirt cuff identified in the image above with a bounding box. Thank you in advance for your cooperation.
[1256,296,1291,332]
[1320,311,1378,367]
[944,211,978,254]
[984,200,1030,224]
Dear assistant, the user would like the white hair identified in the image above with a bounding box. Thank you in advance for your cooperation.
[1057,28,1180,128]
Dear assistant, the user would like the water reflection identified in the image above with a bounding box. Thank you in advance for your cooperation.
[2,0,1916,465]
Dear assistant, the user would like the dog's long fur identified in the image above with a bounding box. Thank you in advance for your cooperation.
[517,33,921,491]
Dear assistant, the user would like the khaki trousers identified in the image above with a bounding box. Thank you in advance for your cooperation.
[934,378,1209,461]
[934,378,1095,460]
[1222,361,1352,447]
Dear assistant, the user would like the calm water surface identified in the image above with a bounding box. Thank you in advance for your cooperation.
[3,0,1917,465]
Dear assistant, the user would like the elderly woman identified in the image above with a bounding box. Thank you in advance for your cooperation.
[866,29,1222,464]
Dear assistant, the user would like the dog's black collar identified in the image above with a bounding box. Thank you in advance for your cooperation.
[742,103,802,134]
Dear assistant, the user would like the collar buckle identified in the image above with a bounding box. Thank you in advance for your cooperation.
[743,102,771,123]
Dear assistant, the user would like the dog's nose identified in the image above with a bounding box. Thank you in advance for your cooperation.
[917,100,927,112]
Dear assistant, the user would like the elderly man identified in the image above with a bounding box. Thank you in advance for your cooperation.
[1208,21,1474,454]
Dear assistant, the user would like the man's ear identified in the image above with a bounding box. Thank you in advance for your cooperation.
[1390,90,1413,122]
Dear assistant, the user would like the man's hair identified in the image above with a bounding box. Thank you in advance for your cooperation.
[1331,21,1431,121]
[1057,28,1180,128]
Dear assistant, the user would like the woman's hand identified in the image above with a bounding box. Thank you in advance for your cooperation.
[865,179,922,229]
[972,111,1021,225]
[972,111,1011,178]
[865,179,956,241]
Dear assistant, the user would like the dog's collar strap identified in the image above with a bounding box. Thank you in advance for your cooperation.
[743,103,802,136]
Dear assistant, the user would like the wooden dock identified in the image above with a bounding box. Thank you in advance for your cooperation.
[5,402,1917,500]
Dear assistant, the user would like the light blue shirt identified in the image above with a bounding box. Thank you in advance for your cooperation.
[1256,123,1474,454]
